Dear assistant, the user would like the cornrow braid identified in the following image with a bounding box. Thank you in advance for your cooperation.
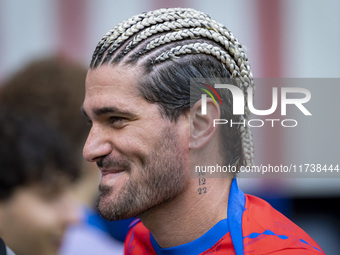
[121,19,241,63]
[134,28,231,59]
[90,8,255,167]
[120,18,212,61]
[91,8,212,67]
[153,43,240,77]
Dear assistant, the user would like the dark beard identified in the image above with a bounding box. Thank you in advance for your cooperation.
[97,126,187,221]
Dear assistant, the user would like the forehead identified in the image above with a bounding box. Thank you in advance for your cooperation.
[85,64,142,95]
[84,64,145,111]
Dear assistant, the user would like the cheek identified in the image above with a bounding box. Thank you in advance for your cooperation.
[116,116,189,171]
[116,127,156,161]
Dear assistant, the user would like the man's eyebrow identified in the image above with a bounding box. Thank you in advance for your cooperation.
[81,106,136,118]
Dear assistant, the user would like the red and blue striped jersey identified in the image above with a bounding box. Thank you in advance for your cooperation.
[124,179,325,255]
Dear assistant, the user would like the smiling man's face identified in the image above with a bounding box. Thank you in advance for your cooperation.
[82,64,191,220]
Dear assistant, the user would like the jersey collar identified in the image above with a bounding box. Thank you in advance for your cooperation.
[150,178,245,255]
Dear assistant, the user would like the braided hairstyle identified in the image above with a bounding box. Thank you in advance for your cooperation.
[90,8,254,168]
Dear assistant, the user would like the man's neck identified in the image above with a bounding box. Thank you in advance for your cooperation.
[139,178,232,248]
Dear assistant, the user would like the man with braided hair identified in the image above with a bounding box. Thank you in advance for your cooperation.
[82,8,324,255]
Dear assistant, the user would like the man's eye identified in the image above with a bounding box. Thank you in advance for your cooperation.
[109,116,126,125]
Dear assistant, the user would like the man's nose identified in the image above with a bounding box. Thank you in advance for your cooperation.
[83,126,112,163]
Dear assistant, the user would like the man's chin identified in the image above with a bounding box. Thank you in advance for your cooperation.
[97,195,137,221]
[97,182,135,220]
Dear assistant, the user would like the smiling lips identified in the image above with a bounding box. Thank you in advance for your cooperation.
[100,169,125,176]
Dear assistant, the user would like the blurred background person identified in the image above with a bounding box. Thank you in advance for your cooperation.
[0,110,80,255]
[0,57,124,254]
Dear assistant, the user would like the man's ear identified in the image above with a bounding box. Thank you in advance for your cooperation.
[190,98,220,149]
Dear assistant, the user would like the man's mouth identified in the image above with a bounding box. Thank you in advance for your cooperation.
[101,169,125,176]
[100,169,126,184]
